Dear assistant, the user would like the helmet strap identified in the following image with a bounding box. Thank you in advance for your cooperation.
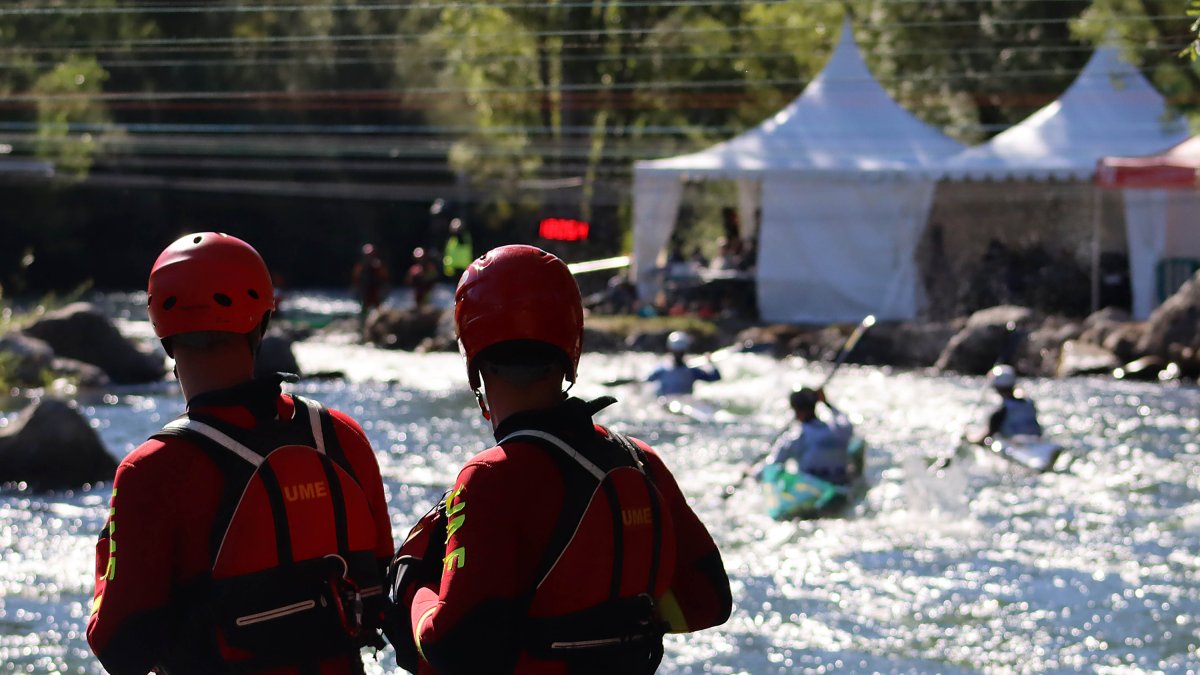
[246,312,272,359]
[473,389,491,420]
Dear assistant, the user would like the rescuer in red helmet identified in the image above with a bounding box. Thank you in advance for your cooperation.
[388,244,731,674]
[87,232,394,675]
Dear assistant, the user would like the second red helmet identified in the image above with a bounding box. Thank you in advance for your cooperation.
[454,245,583,388]
[148,232,275,339]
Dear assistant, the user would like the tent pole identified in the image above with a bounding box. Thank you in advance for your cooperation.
[1090,183,1102,313]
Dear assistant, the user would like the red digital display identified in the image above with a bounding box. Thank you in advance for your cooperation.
[539,218,590,241]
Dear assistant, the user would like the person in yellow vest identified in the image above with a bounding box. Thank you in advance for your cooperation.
[442,218,473,280]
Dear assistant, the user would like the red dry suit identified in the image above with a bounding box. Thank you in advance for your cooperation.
[407,396,732,674]
[87,376,394,675]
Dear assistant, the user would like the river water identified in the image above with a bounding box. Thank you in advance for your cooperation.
[1,297,1198,674]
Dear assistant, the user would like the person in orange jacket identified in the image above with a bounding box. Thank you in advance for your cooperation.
[87,232,394,674]
[392,244,732,674]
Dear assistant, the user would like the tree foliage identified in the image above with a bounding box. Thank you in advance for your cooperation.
[0,1,1194,288]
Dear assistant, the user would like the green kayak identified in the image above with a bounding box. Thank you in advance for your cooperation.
[761,437,867,521]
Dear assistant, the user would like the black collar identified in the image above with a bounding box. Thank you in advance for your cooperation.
[492,395,617,442]
[186,373,291,422]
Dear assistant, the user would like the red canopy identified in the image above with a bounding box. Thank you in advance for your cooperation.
[1096,136,1200,189]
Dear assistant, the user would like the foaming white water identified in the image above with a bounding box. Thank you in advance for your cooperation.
[3,333,1199,674]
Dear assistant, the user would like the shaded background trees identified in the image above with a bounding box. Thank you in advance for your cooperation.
[0,0,1194,293]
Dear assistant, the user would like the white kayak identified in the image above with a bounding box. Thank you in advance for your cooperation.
[661,396,736,424]
[978,435,1065,473]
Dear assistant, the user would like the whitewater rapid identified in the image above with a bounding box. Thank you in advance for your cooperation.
[1,334,1197,674]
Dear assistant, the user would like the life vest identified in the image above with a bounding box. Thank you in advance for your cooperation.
[499,428,677,675]
[651,365,701,397]
[999,398,1042,437]
[796,417,854,484]
[154,396,383,673]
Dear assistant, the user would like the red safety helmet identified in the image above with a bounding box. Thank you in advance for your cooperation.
[454,245,582,388]
[147,232,275,339]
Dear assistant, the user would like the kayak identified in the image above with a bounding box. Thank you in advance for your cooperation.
[662,397,736,424]
[976,435,1065,473]
[761,437,867,521]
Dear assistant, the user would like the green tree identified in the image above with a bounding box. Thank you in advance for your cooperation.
[1071,0,1199,119]
[32,56,110,174]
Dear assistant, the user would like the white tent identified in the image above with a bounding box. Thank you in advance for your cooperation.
[944,45,1190,181]
[631,19,965,323]
[942,44,1190,315]
[1098,137,1200,319]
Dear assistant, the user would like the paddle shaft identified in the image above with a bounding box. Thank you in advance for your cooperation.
[722,315,875,500]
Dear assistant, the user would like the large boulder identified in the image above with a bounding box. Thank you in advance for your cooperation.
[1014,318,1081,377]
[365,307,445,351]
[1100,322,1147,364]
[415,309,459,354]
[0,398,116,490]
[1056,340,1121,377]
[935,305,1037,374]
[847,321,959,368]
[1077,307,1141,354]
[22,302,165,384]
[254,333,301,379]
[0,331,112,389]
[1137,269,1200,365]
[0,332,56,387]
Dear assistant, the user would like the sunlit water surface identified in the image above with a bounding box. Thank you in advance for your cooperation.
[2,302,1198,674]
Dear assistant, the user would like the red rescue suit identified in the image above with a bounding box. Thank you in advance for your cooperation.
[87,377,394,675]
[408,397,732,674]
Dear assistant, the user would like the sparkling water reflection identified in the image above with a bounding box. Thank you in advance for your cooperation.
[1,335,1197,674]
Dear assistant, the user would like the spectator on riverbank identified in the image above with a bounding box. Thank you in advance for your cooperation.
[353,243,389,338]
[442,218,473,280]
[88,232,393,674]
[405,246,440,309]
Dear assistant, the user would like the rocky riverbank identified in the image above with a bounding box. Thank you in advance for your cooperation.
[351,269,1200,383]
[2,272,1196,489]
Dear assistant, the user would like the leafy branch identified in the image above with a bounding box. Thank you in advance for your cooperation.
[1188,0,1200,60]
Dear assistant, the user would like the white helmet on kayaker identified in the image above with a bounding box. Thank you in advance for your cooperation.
[989,364,1017,389]
[666,330,692,354]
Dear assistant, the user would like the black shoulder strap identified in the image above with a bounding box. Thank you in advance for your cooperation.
[604,430,663,596]
[150,397,349,565]
[498,427,662,603]
[295,395,360,487]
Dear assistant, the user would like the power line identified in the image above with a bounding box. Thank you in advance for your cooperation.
[5,14,1187,52]
[0,66,1187,104]
[0,0,1097,18]
[1,42,1190,71]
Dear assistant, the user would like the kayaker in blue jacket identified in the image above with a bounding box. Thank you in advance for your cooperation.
[762,387,855,485]
[984,365,1042,438]
[646,330,721,396]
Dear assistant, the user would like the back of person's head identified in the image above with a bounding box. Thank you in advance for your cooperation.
[454,244,583,390]
[789,387,819,414]
[148,232,274,353]
[666,330,692,354]
[475,340,567,387]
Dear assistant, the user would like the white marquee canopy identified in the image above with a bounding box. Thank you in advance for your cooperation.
[941,44,1191,319]
[631,19,965,323]
[943,44,1190,181]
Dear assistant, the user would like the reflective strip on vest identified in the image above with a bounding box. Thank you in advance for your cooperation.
[497,430,609,480]
[297,396,327,455]
[161,419,265,467]
[161,400,329,466]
